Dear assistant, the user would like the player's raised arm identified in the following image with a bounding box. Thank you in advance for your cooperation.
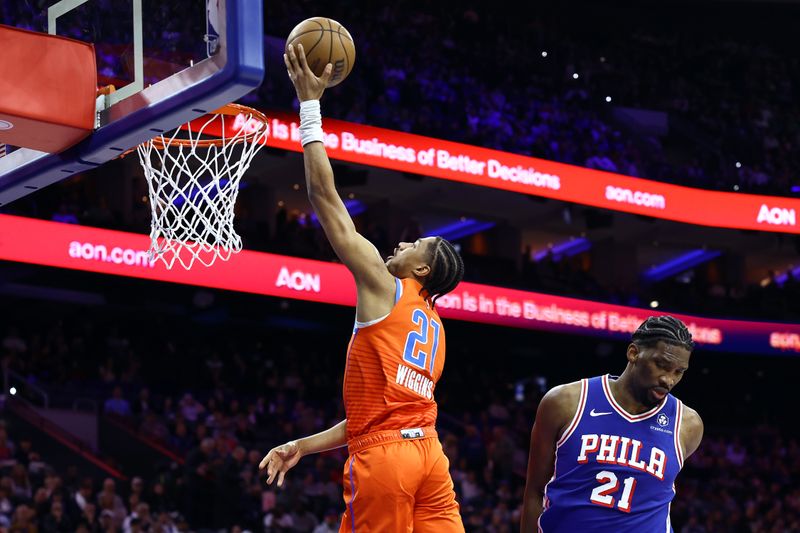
[284,44,393,292]
[521,383,581,533]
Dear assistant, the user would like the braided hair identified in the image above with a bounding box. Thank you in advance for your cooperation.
[421,237,464,308]
[631,315,695,351]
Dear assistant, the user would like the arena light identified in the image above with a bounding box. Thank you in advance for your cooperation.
[643,249,722,283]
[425,218,495,241]
[533,237,591,262]
[775,266,800,285]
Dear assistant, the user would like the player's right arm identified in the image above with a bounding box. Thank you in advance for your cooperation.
[680,404,704,459]
[284,44,394,302]
[521,382,581,533]
[259,419,347,487]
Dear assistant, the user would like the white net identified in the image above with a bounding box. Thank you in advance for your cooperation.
[136,108,268,269]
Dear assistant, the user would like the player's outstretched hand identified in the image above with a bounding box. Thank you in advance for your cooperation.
[259,440,302,487]
[284,43,333,102]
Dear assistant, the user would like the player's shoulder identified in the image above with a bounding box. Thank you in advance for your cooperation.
[539,380,584,418]
[545,379,584,400]
[679,402,703,429]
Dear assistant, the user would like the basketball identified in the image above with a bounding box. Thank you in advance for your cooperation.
[286,17,356,88]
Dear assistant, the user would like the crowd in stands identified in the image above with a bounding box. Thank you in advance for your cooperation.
[1,305,798,531]
[3,1,799,196]
[259,1,800,197]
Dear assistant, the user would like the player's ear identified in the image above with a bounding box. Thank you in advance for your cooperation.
[626,343,640,364]
[412,263,431,278]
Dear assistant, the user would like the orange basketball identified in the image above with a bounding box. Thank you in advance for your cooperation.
[286,17,356,88]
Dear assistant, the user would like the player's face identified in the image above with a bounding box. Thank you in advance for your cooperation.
[385,237,436,278]
[630,341,691,406]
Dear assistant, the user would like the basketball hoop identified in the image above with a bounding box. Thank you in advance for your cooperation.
[136,103,269,269]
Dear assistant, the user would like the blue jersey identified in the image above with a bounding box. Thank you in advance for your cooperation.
[539,375,685,533]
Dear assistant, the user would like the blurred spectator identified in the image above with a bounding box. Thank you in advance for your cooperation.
[10,503,38,533]
[131,388,152,418]
[0,425,15,463]
[73,478,93,513]
[103,386,132,417]
[313,509,340,533]
[179,394,206,424]
[122,502,151,533]
[39,500,71,532]
[96,478,127,528]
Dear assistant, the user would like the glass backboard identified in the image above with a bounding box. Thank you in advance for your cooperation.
[0,0,263,206]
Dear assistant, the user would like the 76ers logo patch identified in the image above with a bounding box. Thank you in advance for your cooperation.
[657,413,669,427]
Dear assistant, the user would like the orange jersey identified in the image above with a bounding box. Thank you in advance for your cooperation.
[343,277,446,440]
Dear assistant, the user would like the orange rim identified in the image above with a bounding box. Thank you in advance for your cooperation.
[147,103,269,150]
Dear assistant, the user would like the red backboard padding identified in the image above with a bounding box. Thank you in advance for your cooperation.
[0,24,97,153]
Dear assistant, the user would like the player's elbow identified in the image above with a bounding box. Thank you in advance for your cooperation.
[306,189,331,211]
[306,187,329,211]
[307,184,329,202]
[525,485,546,504]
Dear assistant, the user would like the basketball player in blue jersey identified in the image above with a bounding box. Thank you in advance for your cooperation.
[521,315,704,532]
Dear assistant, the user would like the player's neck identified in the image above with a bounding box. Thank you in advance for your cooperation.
[609,373,653,415]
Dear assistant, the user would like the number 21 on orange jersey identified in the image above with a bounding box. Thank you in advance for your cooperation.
[402,309,441,374]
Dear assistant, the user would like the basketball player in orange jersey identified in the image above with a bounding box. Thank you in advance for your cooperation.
[259,44,466,532]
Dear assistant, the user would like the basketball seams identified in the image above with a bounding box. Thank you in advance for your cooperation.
[337,25,351,75]
[327,19,334,66]
[291,32,326,66]
[286,28,326,42]
[285,18,325,44]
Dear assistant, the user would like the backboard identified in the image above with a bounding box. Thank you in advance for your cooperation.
[0,0,264,206]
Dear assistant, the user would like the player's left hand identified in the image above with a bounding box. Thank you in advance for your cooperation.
[259,440,302,487]
[285,43,333,102]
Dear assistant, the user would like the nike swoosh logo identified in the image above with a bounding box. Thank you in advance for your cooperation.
[589,409,612,417]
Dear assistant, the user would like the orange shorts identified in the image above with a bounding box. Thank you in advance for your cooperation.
[339,427,464,533]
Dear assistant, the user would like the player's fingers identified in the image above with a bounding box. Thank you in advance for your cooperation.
[283,54,293,77]
[259,451,272,470]
[277,469,286,487]
[267,460,280,484]
[320,63,334,84]
[286,44,300,72]
[296,43,311,72]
